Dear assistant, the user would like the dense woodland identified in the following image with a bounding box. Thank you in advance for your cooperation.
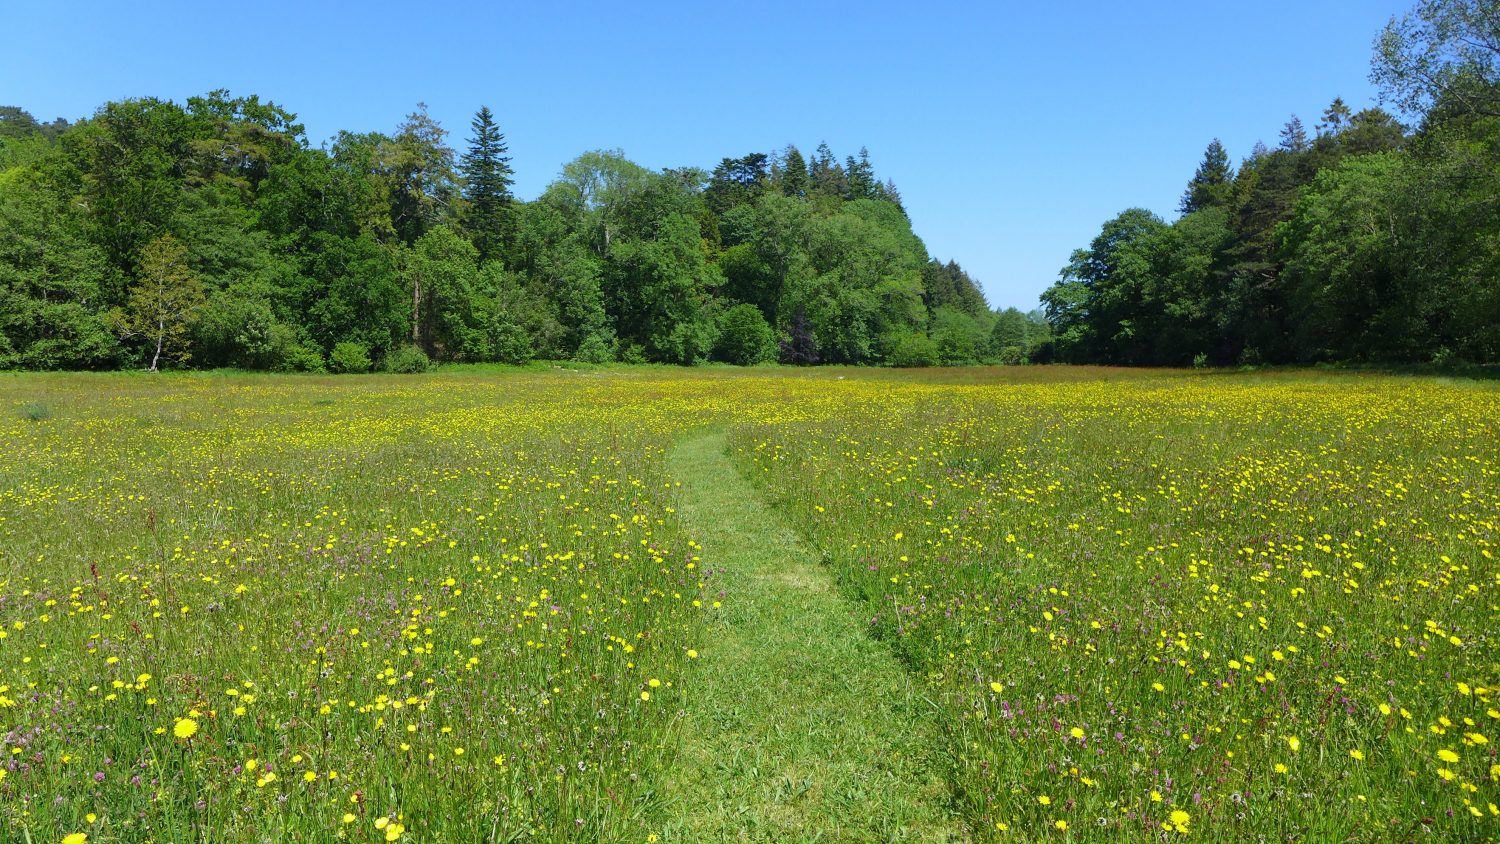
[1043,0,1500,367]
[0,96,1040,372]
[2,0,1496,372]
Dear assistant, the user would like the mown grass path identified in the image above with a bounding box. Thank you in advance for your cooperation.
[659,431,965,843]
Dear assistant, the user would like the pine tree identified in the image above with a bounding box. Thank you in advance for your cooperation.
[1179,139,1234,215]
[1279,115,1309,152]
[460,106,515,262]
[810,142,847,198]
[1317,97,1352,136]
[845,147,876,200]
[780,145,808,197]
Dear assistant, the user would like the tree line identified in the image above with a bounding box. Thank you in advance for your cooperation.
[1040,0,1500,367]
[0,98,1048,372]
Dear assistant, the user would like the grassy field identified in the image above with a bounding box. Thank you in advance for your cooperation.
[0,367,1496,843]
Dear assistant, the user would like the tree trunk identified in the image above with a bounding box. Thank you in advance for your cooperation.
[150,317,164,372]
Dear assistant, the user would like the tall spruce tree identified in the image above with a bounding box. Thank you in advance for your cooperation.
[780,145,808,197]
[1180,139,1234,215]
[460,106,515,262]
[1279,115,1310,152]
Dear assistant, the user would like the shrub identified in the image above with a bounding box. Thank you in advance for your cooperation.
[277,342,326,373]
[573,333,616,364]
[488,321,535,365]
[329,341,372,374]
[18,401,50,421]
[885,332,939,368]
[384,345,430,373]
[715,304,777,365]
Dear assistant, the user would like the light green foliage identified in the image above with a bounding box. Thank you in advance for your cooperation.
[112,234,205,370]
[714,303,777,365]
[328,340,372,373]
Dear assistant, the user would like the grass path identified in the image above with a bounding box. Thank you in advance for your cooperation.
[658,431,965,843]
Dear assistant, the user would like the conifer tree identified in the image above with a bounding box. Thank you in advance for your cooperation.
[780,145,808,197]
[460,106,515,262]
[1179,139,1234,215]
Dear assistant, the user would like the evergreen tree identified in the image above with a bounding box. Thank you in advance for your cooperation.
[1180,139,1234,215]
[845,147,876,200]
[1279,115,1310,152]
[1318,97,1352,136]
[780,145,808,197]
[460,106,516,263]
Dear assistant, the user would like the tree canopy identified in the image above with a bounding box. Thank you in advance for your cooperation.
[1038,0,1500,367]
[0,98,1029,370]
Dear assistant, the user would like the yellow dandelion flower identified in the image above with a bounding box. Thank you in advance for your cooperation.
[173,718,198,740]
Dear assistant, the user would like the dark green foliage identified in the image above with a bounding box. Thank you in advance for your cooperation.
[0,92,1003,371]
[384,344,430,373]
[459,106,514,262]
[1180,139,1234,214]
[1039,1,1499,369]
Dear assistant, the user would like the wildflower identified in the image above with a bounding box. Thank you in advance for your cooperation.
[990,681,1003,693]
[1070,727,1085,739]
[1349,749,1365,761]
[63,835,88,844]
[1168,809,1191,833]
[173,718,198,740]
[1438,749,1460,763]
[1055,820,1068,830]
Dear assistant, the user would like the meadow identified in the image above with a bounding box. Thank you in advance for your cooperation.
[0,367,1495,842]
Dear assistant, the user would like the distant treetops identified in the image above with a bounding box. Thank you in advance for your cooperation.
[0,97,1042,372]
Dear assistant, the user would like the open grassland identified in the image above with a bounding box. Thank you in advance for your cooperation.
[0,367,1496,843]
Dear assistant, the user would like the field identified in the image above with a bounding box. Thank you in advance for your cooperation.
[0,366,1496,843]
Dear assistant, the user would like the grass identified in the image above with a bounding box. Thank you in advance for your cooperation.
[0,366,1495,842]
[658,431,960,842]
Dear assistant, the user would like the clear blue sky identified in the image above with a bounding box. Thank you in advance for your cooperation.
[3,1,1410,311]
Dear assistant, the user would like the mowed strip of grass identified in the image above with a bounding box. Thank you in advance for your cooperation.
[658,431,965,843]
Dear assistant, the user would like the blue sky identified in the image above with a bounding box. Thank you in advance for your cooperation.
[3,1,1410,310]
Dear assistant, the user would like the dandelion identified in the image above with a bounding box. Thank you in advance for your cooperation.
[63,835,88,844]
[1349,749,1365,761]
[172,718,198,740]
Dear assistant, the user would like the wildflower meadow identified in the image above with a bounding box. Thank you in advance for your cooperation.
[0,367,1495,842]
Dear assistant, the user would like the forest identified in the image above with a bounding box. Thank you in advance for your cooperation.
[1043,0,1500,366]
[0,97,1037,372]
[1,0,1496,372]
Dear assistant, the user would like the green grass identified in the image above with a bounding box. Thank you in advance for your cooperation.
[0,366,1495,843]
[658,431,962,842]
